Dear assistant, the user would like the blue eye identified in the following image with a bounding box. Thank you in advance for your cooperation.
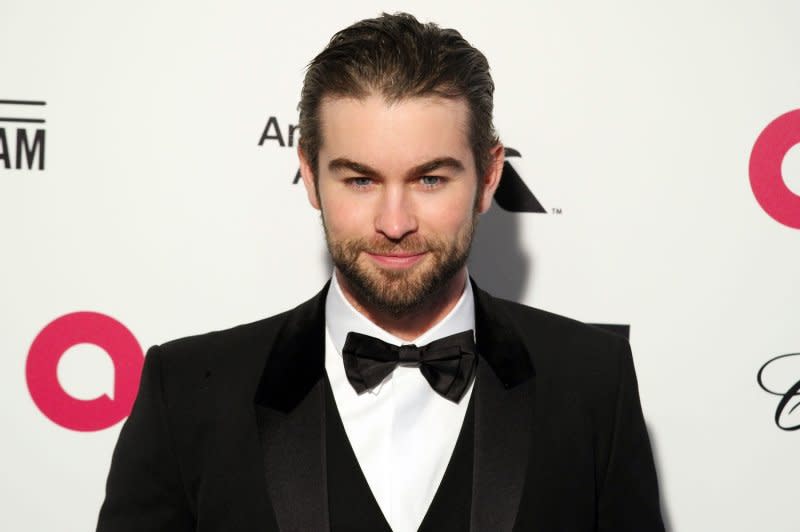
[349,177,373,188]
[420,176,442,187]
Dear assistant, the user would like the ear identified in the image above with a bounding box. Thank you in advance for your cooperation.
[476,143,504,213]
[298,145,321,210]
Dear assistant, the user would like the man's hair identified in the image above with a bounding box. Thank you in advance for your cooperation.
[298,12,499,181]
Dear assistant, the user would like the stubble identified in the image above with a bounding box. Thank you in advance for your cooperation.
[323,214,477,318]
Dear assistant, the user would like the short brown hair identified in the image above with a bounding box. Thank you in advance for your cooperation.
[298,12,499,181]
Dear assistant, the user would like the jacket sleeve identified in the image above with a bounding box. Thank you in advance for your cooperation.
[597,339,666,532]
[96,345,195,532]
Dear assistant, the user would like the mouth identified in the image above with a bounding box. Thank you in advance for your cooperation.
[364,251,427,269]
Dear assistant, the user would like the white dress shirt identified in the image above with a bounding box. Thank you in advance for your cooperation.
[324,273,475,532]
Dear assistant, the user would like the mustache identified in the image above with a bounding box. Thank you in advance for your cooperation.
[344,235,444,255]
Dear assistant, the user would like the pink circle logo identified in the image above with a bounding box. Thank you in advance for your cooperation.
[749,109,800,229]
[26,312,144,431]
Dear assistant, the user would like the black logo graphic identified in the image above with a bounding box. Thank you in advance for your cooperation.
[495,148,545,213]
[757,353,800,431]
[0,99,46,171]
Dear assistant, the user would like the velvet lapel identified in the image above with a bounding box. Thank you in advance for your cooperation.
[470,280,536,532]
[254,283,330,532]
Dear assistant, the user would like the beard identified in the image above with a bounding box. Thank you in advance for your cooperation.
[323,215,477,318]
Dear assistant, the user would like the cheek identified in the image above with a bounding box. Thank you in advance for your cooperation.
[321,195,372,235]
[417,194,475,235]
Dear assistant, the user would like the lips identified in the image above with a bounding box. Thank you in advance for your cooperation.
[365,251,427,268]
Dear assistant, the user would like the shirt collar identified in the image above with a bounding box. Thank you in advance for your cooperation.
[325,270,476,358]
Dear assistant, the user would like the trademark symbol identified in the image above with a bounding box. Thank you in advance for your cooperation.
[551,207,562,215]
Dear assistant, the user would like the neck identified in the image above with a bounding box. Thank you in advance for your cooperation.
[335,268,468,341]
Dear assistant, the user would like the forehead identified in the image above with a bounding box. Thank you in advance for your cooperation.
[317,93,473,172]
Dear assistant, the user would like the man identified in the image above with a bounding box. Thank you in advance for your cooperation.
[97,12,664,532]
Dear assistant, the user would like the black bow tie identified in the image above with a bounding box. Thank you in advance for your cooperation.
[341,330,477,403]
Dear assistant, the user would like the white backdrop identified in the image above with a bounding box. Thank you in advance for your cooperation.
[2,1,799,530]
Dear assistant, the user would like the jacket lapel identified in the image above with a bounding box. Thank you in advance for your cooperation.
[254,284,330,532]
[251,280,536,532]
[470,281,537,532]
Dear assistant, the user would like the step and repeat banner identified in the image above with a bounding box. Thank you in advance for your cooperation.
[1,1,798,530]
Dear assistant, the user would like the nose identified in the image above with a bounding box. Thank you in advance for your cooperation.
[374,185,417,240]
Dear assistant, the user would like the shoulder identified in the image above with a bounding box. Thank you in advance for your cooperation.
[147,289,324,399]
[493,296,627,348]
[485,292,632,380]
[484,294,643,436]
[157,311,288,368]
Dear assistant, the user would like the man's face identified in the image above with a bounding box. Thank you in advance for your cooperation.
[300,94,500,317]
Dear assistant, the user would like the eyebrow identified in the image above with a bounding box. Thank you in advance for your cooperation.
[327,157,466,179]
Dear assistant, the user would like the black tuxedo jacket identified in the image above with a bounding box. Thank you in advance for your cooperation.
[97,282,664,531]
